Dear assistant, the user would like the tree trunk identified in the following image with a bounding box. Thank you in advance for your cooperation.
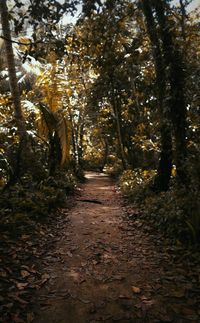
[100,138,109,171]
[179,0,187,40]
[0,0,28,142]
[0,0,29,184]
[48,132,61,176]
[154,126,172,191]
[153,0,188,186]
[113,100,127,169]
[142,0,172,191]
[110,80,127,169]
[78,123,84,168]
[69,109,78,169]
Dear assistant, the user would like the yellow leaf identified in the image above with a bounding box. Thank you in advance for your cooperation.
[20,270,30,278]
[132,286,141,294]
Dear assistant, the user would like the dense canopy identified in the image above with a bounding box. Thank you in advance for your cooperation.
[0,0,200,320]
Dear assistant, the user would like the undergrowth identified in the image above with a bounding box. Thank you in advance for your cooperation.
[0,170,78,233]
[119,169,200,245]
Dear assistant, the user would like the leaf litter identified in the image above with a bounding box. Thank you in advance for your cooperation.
[1,172,200,322]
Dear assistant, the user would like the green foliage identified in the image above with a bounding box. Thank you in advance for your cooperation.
[0,170,77,231]
[104,155,124,177]
[0,0,199,244]
[119,170,200,244]
[37,170,77,194]
[119,169,156,197]
[83,150,104,170]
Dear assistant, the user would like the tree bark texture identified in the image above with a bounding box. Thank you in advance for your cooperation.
[153,0,188,186]
[0,0,31,186]
[69,109,79,169]
[78,123,84,168]
[110,80,128,170]
[0,0,27,141]
[100,138,109,171]
[142,0,172,191]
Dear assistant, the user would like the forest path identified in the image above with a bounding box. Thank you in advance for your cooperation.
[32,172,199,323]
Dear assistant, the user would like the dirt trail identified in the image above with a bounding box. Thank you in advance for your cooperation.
[32,172,199,323]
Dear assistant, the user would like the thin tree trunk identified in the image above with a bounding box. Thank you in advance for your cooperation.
[48,132,62,176]
[142,0,172,191]
[113,100,127,170]
[78,123,84,168]
[110,80,127,169]
[69,109,78,169]
[179,0,187,40]
[100,138,109,171]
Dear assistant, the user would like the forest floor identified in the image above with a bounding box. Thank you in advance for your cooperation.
[1,172,200,322]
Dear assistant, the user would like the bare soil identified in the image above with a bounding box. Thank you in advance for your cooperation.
[31,172,200,323]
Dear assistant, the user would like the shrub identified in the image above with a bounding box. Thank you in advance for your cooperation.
[119,169,200,244]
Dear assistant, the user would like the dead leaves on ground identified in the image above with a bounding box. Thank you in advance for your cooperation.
[0,211,68,322]
[0,257,51,322]
[1,195,200,322]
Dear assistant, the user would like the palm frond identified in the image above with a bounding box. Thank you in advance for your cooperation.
[38,102,57,132]
[56,115,70,165]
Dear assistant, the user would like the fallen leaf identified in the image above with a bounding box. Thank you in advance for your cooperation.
[41,273,50,280]
[16,282,29,290]
[119,293,131,299]
[21,234,30,240]
[27,312,34,323]
[36,273,51,287]
[132,286,141,294]
[67,251,73,257]
[0,270,7,277]
[142,299,156,306]
[21,270,30,278]
[81,261,87,267]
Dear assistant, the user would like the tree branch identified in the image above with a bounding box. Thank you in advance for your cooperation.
[0,35,63,46]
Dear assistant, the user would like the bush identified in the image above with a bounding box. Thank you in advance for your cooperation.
[0,170,78,231]
[119,169,200,244]
[119,168,156,198]
[103,155,124,177]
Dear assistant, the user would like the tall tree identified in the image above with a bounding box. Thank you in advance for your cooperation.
[153,0,188,186]
[142,0,172,191]
[0,0,29,184]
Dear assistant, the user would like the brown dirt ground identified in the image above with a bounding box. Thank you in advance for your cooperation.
[31,172,200,323]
